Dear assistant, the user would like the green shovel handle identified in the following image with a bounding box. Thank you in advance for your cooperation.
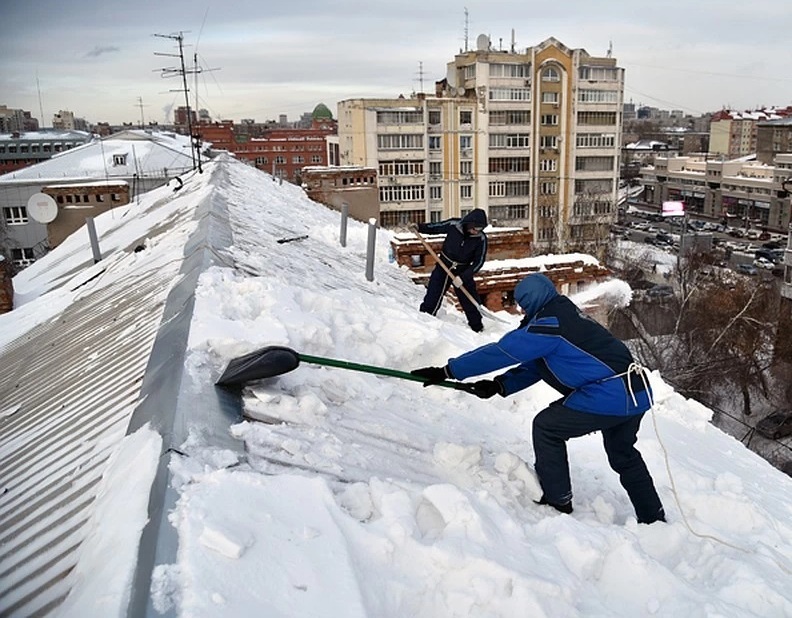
[297,353,475,393]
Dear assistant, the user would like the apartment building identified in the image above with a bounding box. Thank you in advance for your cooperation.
[708,108,792,159]
[338,35,624,254]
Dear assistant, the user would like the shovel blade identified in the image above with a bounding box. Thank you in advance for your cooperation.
[216,345,301,386]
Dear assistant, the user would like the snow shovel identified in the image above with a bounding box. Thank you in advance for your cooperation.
[409,225,509,324]
[215,345,478,393]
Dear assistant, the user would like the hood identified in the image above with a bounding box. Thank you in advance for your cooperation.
[514,273,559,319]
[459,208,488,229]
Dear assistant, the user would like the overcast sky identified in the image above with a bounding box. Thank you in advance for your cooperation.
[2,0,790,127]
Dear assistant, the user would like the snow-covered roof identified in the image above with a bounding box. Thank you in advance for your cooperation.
[0,130,201,184]
[1,155,791,616]
[0,129,92,142]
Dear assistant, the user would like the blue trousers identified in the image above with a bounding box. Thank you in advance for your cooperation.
[419,266,483,332]
[533,401,665,523]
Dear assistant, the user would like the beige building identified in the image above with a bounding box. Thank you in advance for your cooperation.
[640,153,792,234]
[338,35,624,254]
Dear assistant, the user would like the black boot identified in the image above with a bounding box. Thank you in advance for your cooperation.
[535,495,573,514]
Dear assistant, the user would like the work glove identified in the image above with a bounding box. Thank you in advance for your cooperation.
[411,365,451,387]
[468,379,504,399]
[452,276,464,288]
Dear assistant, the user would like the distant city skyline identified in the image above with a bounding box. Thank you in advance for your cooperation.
[2,0,790,127]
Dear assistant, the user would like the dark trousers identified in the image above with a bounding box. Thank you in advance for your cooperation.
[419,266,483,332]
[533,402,665,524]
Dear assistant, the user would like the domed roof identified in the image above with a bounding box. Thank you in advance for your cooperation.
[312,103,333,120]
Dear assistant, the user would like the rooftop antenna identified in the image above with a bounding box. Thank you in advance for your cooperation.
[135,96,150,128]
[154,31,201,172]
[607,40,613,58]
[36,72,45,128]
[511,29,516,53]
[416,61,425,94]
[464,7,469,52]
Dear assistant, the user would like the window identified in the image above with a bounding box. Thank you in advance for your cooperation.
[542,92,559,104]
[379,185,425,203]
[540,181,557,195]
[428,136,441,150]
[429,161,442,179]
[3,206,28,224]
[540,114,559,126]
[579,66,620,81]
[488,180,530,197]
[274,156,286,164]
[540,159,557,172]
[428,110,441,125]
[489,88,531,101]
[255,157,268,165]
[576,133,616,148]
[379,160,424,176]
[311,155,322,164]
[542,67,560,82]
[11,247,36,267]
[113,153,128,166]
[577,111,618,126]
[460,185,473,199]
[429,185,442,200]
[377,134,423,150]
[460,135,472,150]
[490,204,528,219]
[376,110,423,124]
[489,63,528,78]
[575,156,614,172]
[488,157,530,173]
[578,90,619,104]
[292,156,304,164]
[489,110,531,125]
[540,135,558,149]
[489,134,530,148]
[459,110,472,125]
[380,209,425,228]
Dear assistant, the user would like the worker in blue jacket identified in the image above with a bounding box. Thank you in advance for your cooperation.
[411,273,666,524]
[412,208,488,332]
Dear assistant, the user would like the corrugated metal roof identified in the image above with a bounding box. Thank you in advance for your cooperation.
[0,160,238,615]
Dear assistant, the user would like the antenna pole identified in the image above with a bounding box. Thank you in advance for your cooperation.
[464,7,469,52]
[154,32,199,171]
[36,73,45,128]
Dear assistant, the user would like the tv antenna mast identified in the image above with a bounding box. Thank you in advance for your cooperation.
[135,96,150,128]
[154,31,202,172]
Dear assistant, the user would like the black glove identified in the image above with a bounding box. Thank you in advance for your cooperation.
[468,379,504,399]
[411,365,450,387]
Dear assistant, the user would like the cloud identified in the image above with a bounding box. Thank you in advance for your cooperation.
[84,45,120,58]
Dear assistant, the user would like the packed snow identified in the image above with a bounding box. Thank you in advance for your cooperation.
[4,156,792,617]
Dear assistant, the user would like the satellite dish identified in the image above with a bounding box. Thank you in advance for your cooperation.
[457,87,466,97]
[27,193,58,223]
[476,34,489,51]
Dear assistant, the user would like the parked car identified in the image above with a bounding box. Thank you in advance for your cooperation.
[756,412,792,440]
[735,263,758,276]
[753,257,775,270]
[646,284,674,298]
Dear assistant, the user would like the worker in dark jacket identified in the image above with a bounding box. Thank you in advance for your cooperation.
[411,273,665,524]
[412,208,488,332]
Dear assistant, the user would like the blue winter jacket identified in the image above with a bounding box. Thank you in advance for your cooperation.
[417,208,488,279]
[447,273,652,416]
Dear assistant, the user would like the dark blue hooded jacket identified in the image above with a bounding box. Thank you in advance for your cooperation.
[447,273,652,416]
[417,208,488,278]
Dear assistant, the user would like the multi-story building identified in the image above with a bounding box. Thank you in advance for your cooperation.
[0,129,92,174]
[199,105,337,183]
[0,129,201,269]
[338,35,624,254]
[639,153,792,234]
[0,106,39,133]
[708,108,792,159]
[757,117,792,165]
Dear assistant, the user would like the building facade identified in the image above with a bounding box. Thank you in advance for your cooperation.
[639,153,792,234]
[198,105,337,183]
[0,130,92,175]
[338,35,623,254]
[0,130,200,269]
